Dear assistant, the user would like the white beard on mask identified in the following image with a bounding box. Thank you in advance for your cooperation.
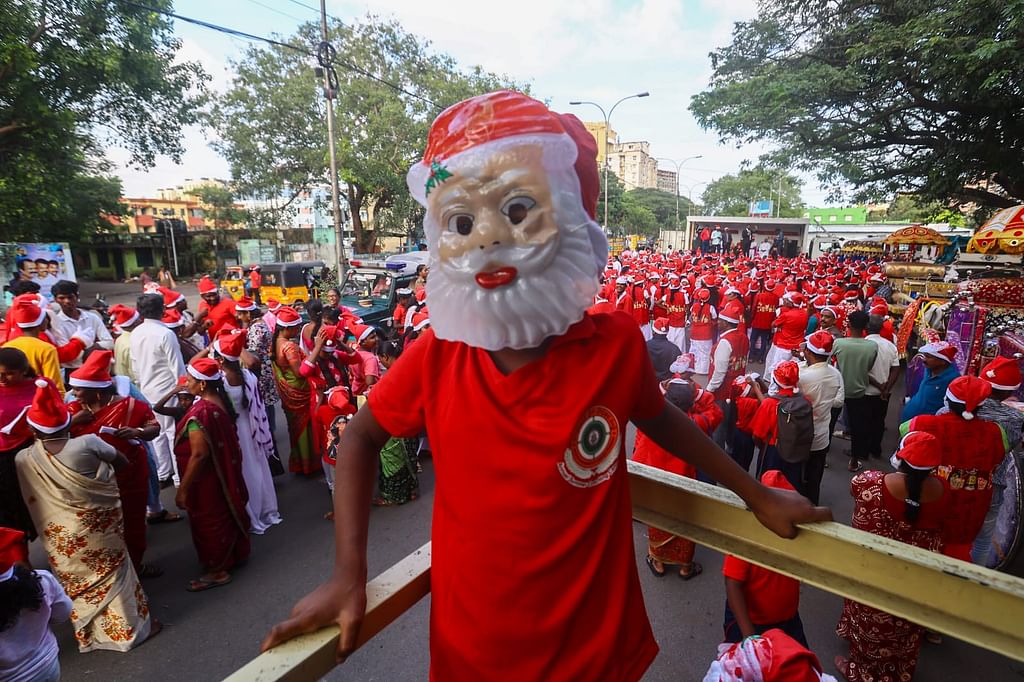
[425,194,607,351]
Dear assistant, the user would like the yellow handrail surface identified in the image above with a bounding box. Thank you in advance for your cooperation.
[225,462,1024,681]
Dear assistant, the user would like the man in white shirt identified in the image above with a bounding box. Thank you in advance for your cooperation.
[865,314,901,460]
[130,293,186,484]
[798,331,845,504]
[48,280,114,373]
[710,227,723,254]
[757,238,772,258]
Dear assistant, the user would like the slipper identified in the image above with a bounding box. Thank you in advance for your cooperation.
[138,563,164,579]
[147,510,184,525]
[645,555,666,578]
[679,561,703,581]
[186,575,232,592]
[372,497,396,507]
[847,460,863,473]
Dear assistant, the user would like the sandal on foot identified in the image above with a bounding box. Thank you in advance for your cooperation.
[847,460,863,473]
[186,575,232,592]
[323,511,335,521]
[678,561,703,581]
[372,497,396,507]
[645,555,666,578]
[138,563,164,579]
[147,510,184,525]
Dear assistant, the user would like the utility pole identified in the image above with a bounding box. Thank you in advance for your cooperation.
[318,0,347,284]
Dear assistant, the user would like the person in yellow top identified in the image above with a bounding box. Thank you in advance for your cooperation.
[2,299,65,395]
[108,305,141,382]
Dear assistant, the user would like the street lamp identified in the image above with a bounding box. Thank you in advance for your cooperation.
[569,92,650,231]
[656,155,703,230]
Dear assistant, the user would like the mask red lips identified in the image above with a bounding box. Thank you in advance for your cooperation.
[475,267,518,289]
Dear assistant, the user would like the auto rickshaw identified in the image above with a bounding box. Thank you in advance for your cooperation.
[220,266,247,301]
[258,261,324,309]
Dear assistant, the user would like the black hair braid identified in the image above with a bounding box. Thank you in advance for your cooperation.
[206,379,239,421]
[0,566,44,632]
[219,358,250,412]
[900,462,930,524]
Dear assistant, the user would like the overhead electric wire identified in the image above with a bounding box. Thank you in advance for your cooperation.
[244,0,307,23]
[114,0,440,108]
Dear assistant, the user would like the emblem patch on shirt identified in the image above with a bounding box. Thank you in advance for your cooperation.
[558,406,621,488]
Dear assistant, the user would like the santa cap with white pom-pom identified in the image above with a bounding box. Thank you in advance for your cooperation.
[26,378,71,434]
[945,375,992,421]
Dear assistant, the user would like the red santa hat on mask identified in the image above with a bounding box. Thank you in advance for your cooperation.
[68,350,114,389]
[918,341,957,364]
[945,375,991,420]
[406,90,601,221]
[0,527,29,580]
[187,357,223,382]
[670,353,696,375]
[235,296,257,312]
[805,330,835,357]
[159,286,185,308]
[11,299,47,329]
[274,306,303,328]
[890,431,941,471]
[26,378,70,434]
[214,328,246,361]
[719,301,743,325]
[197,276,218,295]
[980,356,1022,391]
[652,317,670,335]
[703,627,836,682]
[108,304,139,330]
[772,361,800,393]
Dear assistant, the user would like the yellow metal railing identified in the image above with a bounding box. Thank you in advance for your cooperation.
[226,462,1024,681]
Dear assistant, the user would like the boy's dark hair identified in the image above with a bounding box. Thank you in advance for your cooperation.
[664,381,696,413]
[866,315,884,335]
[137,293,164,319]
[0,566,44,633]
[847,310,869,332]
[9,280,40,296]
[50,280,79,297]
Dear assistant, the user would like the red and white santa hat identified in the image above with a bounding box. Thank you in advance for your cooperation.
[266,298,282,313]
[0,527,29,581]
[615,276,629,285]
[729,373,759,401]
[68,350,114,389]
[719,301,743,325]
[326,386,356,415]
[275,306,303,328]
[143,281,161,294]
[805,330,835,357]
[197,276,218,295]
[670,353,696,374]
[980,356,1022,391]
[945,375,991,420]
[161,309,184,328]
[159,286,185,308]
[782,291,805,306]
[26,378,70,434]
[772,361,801,392]
[406,90,601,221]
[890,431,941,471]
[187,357,223,382]
[918,341,957,364]
[703,627,836,682]
[108,304,139,330]
[350,323,375,343]
[11,299,47,329]
[214,328,246,361]
[869,302,889,316]
[652,317,670,335]
[411,312,431,332]
[843,289,860,300]
[235,296,257,312]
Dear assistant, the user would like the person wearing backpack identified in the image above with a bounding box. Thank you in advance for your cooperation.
[798,331,845,504]
[747,361,815,494]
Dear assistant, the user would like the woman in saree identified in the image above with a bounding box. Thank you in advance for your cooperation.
[300,324,360,460]
[66,351,162,577]
[14,377,158,651]
[174,358,251,591]
[271,306,317,475]
[375,342,419,506]
[0,348,38,538]
[835,431,949,681]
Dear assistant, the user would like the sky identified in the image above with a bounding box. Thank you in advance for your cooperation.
[106,0,835,206]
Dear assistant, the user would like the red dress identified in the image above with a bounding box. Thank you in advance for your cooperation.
[68,397,155,569]
[836,471,949,682]
[174,398,251,572]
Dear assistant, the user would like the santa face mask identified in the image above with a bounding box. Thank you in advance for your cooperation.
[407,91,607,351]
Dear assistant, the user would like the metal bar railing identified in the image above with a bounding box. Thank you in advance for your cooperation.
[226,463,1024,680]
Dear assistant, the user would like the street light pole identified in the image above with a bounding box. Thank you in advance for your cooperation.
[318,0,347,284]
[656,155,702,231]
[569,92,650,232]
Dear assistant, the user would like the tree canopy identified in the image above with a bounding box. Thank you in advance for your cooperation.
[700,167,804,217]
[210,16,525,253]
[690,0,1024,209]
[0,0,207,241]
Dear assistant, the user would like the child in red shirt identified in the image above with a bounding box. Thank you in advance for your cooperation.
[729,373,763,473]
[723,470,807,647]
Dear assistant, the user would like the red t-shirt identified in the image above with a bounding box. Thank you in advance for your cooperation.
[199,297,240,339]
[734,396,759,434]
[771,306,809,350]
[249,271,262,289]
[368,312,663,681]
[750,292,778,330]
[722,554,800,624]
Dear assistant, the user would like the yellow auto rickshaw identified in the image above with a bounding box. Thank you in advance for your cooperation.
[220,266,246,301]
[258,261,324,308]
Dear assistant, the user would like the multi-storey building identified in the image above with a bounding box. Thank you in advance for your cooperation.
[656,169,678,195]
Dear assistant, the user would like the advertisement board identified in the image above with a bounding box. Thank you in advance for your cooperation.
[8,242,75,298]
[749,199,773,217]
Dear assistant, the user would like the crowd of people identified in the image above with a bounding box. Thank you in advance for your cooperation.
[604,247,1019,680]
[0,272,428,674]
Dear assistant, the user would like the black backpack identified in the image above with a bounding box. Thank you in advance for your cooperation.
[775,394,814,463]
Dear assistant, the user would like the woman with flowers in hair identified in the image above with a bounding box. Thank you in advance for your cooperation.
[174,358,250,592]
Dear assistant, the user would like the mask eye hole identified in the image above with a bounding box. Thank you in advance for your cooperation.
[501,197,536,226]
[447,214,474,236]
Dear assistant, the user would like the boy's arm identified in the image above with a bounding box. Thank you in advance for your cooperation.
[725,576,756,639]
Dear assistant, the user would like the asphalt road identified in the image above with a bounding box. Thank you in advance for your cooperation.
[40,280,1024,681]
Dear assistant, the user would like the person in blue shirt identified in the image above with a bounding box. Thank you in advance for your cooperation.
[901,342,960,421]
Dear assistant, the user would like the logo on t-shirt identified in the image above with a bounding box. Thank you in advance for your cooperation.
[558,406,621,488]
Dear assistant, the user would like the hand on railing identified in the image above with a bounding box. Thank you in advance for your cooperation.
[747,485,833,539]
[260,577,367,664]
